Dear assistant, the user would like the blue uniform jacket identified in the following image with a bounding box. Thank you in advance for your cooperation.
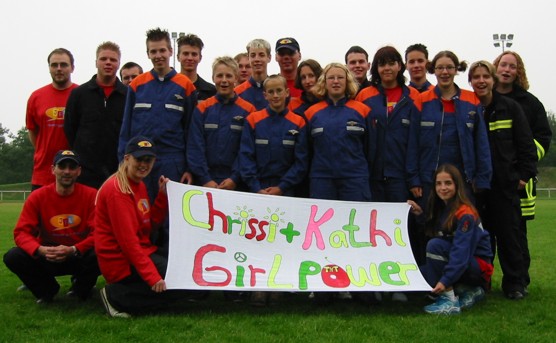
[435,205,493,288]
[118,69,197,161]
[407,86,492,189]
[187,93,256,185]
[356,84,421,182]
[305,98,371,178]
[234,77,268,111]
[239,107,309,193]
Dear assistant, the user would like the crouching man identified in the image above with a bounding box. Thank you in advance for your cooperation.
[3,150,99,304]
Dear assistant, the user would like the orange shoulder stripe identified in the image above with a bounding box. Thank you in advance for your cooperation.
[246,109,269,128]
[130,72,154,92]
[304,101,328,120]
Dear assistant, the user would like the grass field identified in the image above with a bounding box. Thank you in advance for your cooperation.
[0,201,555,343]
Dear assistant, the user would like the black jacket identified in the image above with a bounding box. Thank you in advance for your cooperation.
[483,91,537,198]
[502,84,551,159]
[64,75,127,188]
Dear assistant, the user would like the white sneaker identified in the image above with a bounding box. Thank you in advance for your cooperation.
[337,291,352,300]
[459,286,485,309]
[100,287,131,318]
[391,292,408,302]
[424,294,461,315]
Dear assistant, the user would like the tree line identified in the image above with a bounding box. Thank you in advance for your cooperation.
[0,111,555,185]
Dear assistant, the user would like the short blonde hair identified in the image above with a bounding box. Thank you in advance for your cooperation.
[212,56,239,77]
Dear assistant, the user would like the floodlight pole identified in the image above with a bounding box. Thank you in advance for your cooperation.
[492,33,514,53]
[171,31,185,69]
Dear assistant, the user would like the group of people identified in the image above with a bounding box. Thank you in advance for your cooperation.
[3,27,551,317]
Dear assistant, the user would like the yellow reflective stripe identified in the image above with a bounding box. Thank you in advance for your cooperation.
[534,139,545,160]
[521,207,535,217]
[520,178,536,216]
[488,119,513,131]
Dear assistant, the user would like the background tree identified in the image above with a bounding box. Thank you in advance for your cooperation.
[0,124,33,184]
[538,111,556,168]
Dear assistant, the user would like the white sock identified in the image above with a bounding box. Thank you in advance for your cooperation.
[443,290,457,302]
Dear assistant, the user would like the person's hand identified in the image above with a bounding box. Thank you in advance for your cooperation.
[518,180,527,190]
[217,178,236,190]
[431,282,446,294]
[39,245,72,262]
[410,187,422,198]
[407,200,423,216]
[203,180,218,188]
[263,186,283,196]
[158,175,170,194]
[151,279,167,293]
[180,172,193,185]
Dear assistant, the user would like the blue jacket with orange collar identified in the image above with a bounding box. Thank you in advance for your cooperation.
[118,69,197,160]
[187,93,256,185]
[433,204,493,288]
[407,86,492,189]
[305,98,371,178]
[239,107,309,193]
[356,84,421,182]
[234,77,268,111]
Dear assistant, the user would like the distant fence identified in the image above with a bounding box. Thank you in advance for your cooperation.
[538,188,556,199]
[0,190,31,201]
[2,189,556,202]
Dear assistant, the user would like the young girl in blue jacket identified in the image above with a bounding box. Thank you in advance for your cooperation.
[409,164,493,315]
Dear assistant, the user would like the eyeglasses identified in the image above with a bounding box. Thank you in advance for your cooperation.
[434,66,456,71]
[326,75,346,81]
[50,62,70,69]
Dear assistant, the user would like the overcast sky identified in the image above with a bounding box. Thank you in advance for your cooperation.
[1,0,554,135]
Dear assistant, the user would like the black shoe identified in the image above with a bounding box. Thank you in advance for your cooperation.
[506,290,524,300]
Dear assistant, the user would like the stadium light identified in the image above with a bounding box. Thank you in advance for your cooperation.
[493,33,514,52]
[171,32,185,68]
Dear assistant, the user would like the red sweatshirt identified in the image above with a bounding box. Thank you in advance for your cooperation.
[14,183,97,256]
[94,175,168,286]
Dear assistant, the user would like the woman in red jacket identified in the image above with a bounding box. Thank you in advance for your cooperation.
[95,136,183,318]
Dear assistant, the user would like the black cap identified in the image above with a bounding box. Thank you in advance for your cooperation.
[275,37,300,52]
[125,136,156,158]
[53,150,80,165]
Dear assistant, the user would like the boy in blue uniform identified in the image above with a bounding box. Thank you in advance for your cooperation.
[118,28,197,253]
[239,75,309,306]
[187,56,255,190]
[240,74,309,196]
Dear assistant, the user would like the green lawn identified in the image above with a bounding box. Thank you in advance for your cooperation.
[0,201,554,343]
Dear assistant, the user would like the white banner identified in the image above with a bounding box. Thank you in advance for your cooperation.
[165,182,431,292]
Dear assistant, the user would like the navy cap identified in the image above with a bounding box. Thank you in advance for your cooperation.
[125,136,156,158]
[275,37,300,52]
[53,150,80,165]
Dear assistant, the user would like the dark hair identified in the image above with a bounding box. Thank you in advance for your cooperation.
[428,50,467,74]
[425,164,478,236]
[119,62,143,79]
[294,59,323,90]
[344,46,368,64]
[370,46,406,86]
[48,48,74,67]
[177,33,204,51]
[146,28,171,50]
[405,43,429,61]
